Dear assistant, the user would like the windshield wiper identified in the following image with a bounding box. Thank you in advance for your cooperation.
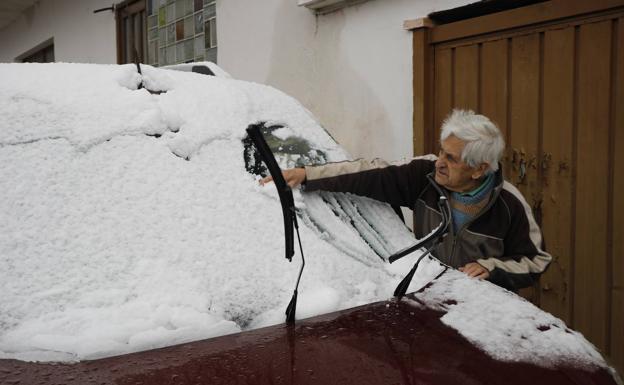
[390,174,451,299]
[246,123,305,324]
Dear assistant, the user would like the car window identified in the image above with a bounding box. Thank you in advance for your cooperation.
[243,123,411,262]
[243,124,328,174]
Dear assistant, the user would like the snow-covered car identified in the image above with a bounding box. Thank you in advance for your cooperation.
[0,63,620,384]
[163,61,231,78]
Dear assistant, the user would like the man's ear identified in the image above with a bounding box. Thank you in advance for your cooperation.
[472,163,489,179]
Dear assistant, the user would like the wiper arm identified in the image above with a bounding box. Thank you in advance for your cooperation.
[391,174,452,299]
[246,123,305,324]
[388,174,450,264]
[388,197,449,264]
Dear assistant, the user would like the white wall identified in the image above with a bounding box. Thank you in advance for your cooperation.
[217,0,469,162]
[0,0,116,64]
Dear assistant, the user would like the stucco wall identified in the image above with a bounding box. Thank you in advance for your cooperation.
[0,0,116,64]
[217,0,469,162]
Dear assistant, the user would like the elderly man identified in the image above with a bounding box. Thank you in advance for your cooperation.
[262,110,551,292]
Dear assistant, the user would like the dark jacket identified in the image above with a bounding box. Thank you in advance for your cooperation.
[304,158,552,292]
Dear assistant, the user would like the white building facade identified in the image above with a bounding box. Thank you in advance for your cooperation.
[0,0,470,161]
[0,0,116,64]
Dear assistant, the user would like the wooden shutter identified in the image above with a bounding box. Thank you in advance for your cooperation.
[116,0,147,64]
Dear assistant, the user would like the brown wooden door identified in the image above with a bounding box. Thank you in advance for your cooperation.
[415,0,624,374]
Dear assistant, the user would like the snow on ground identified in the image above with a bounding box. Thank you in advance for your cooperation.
[0,63,614,375]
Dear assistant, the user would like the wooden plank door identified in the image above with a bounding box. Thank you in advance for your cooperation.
[425,3,624,373]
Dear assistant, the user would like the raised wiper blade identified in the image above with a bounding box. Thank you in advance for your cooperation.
[246,123,296,261]
[388,174,450,264]
[246,123,306,324]
[388,215,446,263]
[391,174,452,299]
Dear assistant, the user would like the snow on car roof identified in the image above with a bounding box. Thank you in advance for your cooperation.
[162,61,232,78]
[0,63,615,378]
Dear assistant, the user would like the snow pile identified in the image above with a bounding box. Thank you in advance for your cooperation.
[411,268,608,370]
[0,63,426,362]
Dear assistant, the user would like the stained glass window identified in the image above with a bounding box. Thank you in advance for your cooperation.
[204,17,216,49]
[148,14,158,29]
[194,12,203,34]
[158,26,166,42]
[175,0,185,19]
[209,17,217,47]
[184,39,194,61]
[204,3,215,18]
[166,45,175,64]
[176,19,184,41]
[185,0,194,16]
[166,3,174,24]
[147,0,216,66]
[176,42,184,63]
[158,7,165,27]
[184,16,193,38]
[167,23,175,44]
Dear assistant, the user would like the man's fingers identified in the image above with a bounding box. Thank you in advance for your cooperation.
[283,168,306,188]
[476,271,490,280]
[460,262,489,279]
[462,263,478,276]
[260,175,274,185]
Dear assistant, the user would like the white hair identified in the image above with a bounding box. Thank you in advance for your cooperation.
[440,109,505,174]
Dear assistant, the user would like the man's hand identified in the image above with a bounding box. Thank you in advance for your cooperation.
[260,168,307,188]
[459,262,490,280]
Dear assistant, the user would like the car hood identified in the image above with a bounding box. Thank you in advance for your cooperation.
[0,284,619,385]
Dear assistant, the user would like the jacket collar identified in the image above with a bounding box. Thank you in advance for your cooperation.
[426,162,505,198]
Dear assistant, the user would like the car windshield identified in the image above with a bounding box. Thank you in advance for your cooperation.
[242,123,412,263]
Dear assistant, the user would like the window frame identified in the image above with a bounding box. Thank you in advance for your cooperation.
[16,38,55,63]
[115,0,147,64]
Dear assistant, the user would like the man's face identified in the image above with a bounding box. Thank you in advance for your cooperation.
[434,135,486,192]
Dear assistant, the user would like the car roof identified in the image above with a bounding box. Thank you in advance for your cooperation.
[162,61,232,78]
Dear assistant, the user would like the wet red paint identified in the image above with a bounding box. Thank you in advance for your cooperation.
[0,296,617,385]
